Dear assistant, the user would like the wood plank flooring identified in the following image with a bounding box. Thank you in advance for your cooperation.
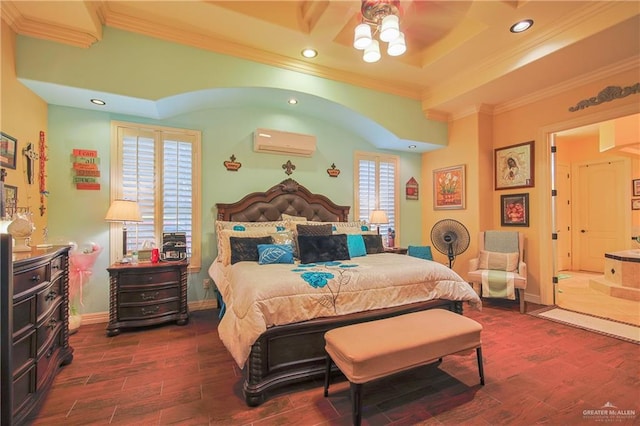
[28,303,640,425]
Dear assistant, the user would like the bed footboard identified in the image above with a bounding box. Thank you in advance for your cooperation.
[242,299,462,406]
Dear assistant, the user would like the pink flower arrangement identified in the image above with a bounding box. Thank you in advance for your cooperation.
[69,242,102,306]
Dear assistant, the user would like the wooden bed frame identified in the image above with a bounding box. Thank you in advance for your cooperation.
[215,178,462,406]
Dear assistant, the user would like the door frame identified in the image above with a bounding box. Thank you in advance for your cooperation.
[538,103,638,306]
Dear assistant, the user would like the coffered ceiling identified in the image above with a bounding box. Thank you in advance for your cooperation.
[2,0,639,119]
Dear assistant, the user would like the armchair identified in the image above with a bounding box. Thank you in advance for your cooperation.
[467,231,527,313]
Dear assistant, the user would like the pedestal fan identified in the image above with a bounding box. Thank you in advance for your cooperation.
[430,219,470,268]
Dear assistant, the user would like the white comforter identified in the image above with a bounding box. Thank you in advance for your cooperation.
[209,254,481,368]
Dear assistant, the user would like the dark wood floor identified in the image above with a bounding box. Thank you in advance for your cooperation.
[29,301,639,425]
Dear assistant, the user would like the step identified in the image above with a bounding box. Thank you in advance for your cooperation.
[590,277,640,302]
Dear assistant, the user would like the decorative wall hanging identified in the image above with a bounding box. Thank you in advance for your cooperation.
[223,154,242,171]
[406,177,418,200]
[38,131,48,216]
[495,141,534,190]
[327,163,340,177]
[633,179,640,197]
[22,142,38,184]
[0,132,17,169]
[569,82,639,112]
[71,149,101,190]
[433,164,465,210]
[501,193,529,227]
[632,199,640,210]
[282,160,296,175]
[4,184,17,218]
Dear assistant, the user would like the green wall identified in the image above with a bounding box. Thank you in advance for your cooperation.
[47,104,424,314]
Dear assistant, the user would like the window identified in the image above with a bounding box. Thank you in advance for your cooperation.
[354,151,399,240]
[110,122,202,270]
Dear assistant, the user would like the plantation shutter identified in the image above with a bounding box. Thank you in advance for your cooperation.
[355,153,398,237]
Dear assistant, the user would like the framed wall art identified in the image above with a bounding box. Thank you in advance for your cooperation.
[632,199,640,210]
[495,141,534,190]
[4,184,17,218]
[501,193,529,227]
[433,164,465,210]
[633,179,640,197]
[0,132,17,169]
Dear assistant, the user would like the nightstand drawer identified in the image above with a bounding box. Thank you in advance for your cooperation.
[119,286,179,304]
[118,269,180,287]
[118,300,180,320]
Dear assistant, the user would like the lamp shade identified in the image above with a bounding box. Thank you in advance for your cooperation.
[105,199,142,222]
[363,39,381,63]
[353,23,373,50]
[369,209,389,225]
[387,32,406,56]
[379,14,400,42]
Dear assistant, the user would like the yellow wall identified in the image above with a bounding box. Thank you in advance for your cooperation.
[427,67,640,305]
[1,21,48,244]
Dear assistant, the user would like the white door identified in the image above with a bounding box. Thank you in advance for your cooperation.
[556,163,572,271]
[573,159,626,272]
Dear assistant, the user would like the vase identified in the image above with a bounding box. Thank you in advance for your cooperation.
[69,313,82,335]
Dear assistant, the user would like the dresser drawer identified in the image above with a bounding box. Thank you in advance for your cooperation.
[13,297,36,335]
[118,300,180,320]
[50,255,64,280]
[13,330,36,376]
[36,277,63,321]
[119,286,179,304]
[118,269,180,287]
[36,332,63,388]
[14,264,49,296]
[12,365,36,414]
[37,303,63,352]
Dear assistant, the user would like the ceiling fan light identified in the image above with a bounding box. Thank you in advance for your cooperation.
[379,14,400,42]
[354,23,373,50]
[387,32,406,56]
[363,39,381,63]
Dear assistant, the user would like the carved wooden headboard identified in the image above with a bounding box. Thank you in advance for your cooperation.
[216,178,350,222]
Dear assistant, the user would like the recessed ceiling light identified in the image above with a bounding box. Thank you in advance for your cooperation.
[301,48,318,58]
[510,19,533,33]
[288,98,298,105]
[408,144,417,149]
[90,98,106,105]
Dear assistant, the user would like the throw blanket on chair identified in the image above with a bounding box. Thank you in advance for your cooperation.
[484,231,519,253]
[481,270,516,300]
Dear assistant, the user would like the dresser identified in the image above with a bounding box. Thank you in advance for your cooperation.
[106,260,189,336]
[0,239,74,426]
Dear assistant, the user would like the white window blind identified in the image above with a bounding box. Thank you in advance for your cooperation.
[111,123,201,270]
[354,152,399,238]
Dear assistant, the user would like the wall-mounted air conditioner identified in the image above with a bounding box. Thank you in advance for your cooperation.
[253,128,316,157]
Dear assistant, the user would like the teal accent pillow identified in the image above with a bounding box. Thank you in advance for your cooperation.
[347,234,367,258]
[257,244,294,265]
[408,245,433,261]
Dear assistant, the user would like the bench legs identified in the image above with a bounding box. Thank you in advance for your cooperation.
[325,349,485,426]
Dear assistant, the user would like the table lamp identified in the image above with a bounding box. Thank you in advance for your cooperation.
[105,199,142,258]
[369,210,389,234]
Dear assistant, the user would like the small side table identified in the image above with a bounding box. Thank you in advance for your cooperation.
[384,247,408,255]
[106,260,189,336]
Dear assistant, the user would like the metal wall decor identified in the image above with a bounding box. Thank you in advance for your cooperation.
[282,160,296,175]
[223,154,242,171]
[327,163,340,177]
[568,82,639,112]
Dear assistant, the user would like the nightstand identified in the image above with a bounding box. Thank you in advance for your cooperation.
[384,247,408,255]
[106,260,189,336]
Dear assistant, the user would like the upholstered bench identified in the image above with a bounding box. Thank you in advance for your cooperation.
[324,309,484,425]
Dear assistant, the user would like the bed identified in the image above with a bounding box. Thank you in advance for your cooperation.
[209,178,481,406]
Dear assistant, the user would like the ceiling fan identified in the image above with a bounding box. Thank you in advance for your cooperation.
[430,219,470,268]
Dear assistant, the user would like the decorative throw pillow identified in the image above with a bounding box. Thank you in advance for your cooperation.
[257,244,294,265]
[346,234,367,258]
[478,250,519,272]
[362,234,385,254]
[217,229,273,265]
[297,234,351,264]
[281,213,307,222]
[215,220,285,263]
[408,245,433,261]
[296,223,333,236]
[332,221,374,235]
[230,236,273,265]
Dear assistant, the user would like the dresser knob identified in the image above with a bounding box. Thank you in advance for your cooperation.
[46,290,58,301]
[30,274,41,282]
[140,292,159,301]
[48,318,58,329]
[141,306,160,316]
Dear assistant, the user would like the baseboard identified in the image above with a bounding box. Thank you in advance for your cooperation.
[524,292,541,305]
[79,299,218,325]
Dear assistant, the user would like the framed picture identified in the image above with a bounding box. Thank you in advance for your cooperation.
[632,199,640,210]
[1,132,18,169]
[495,141,534,190]
[501,193,529,227]
[633,179,640,197]
[4,184,17,217]
[433,164,465,210]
